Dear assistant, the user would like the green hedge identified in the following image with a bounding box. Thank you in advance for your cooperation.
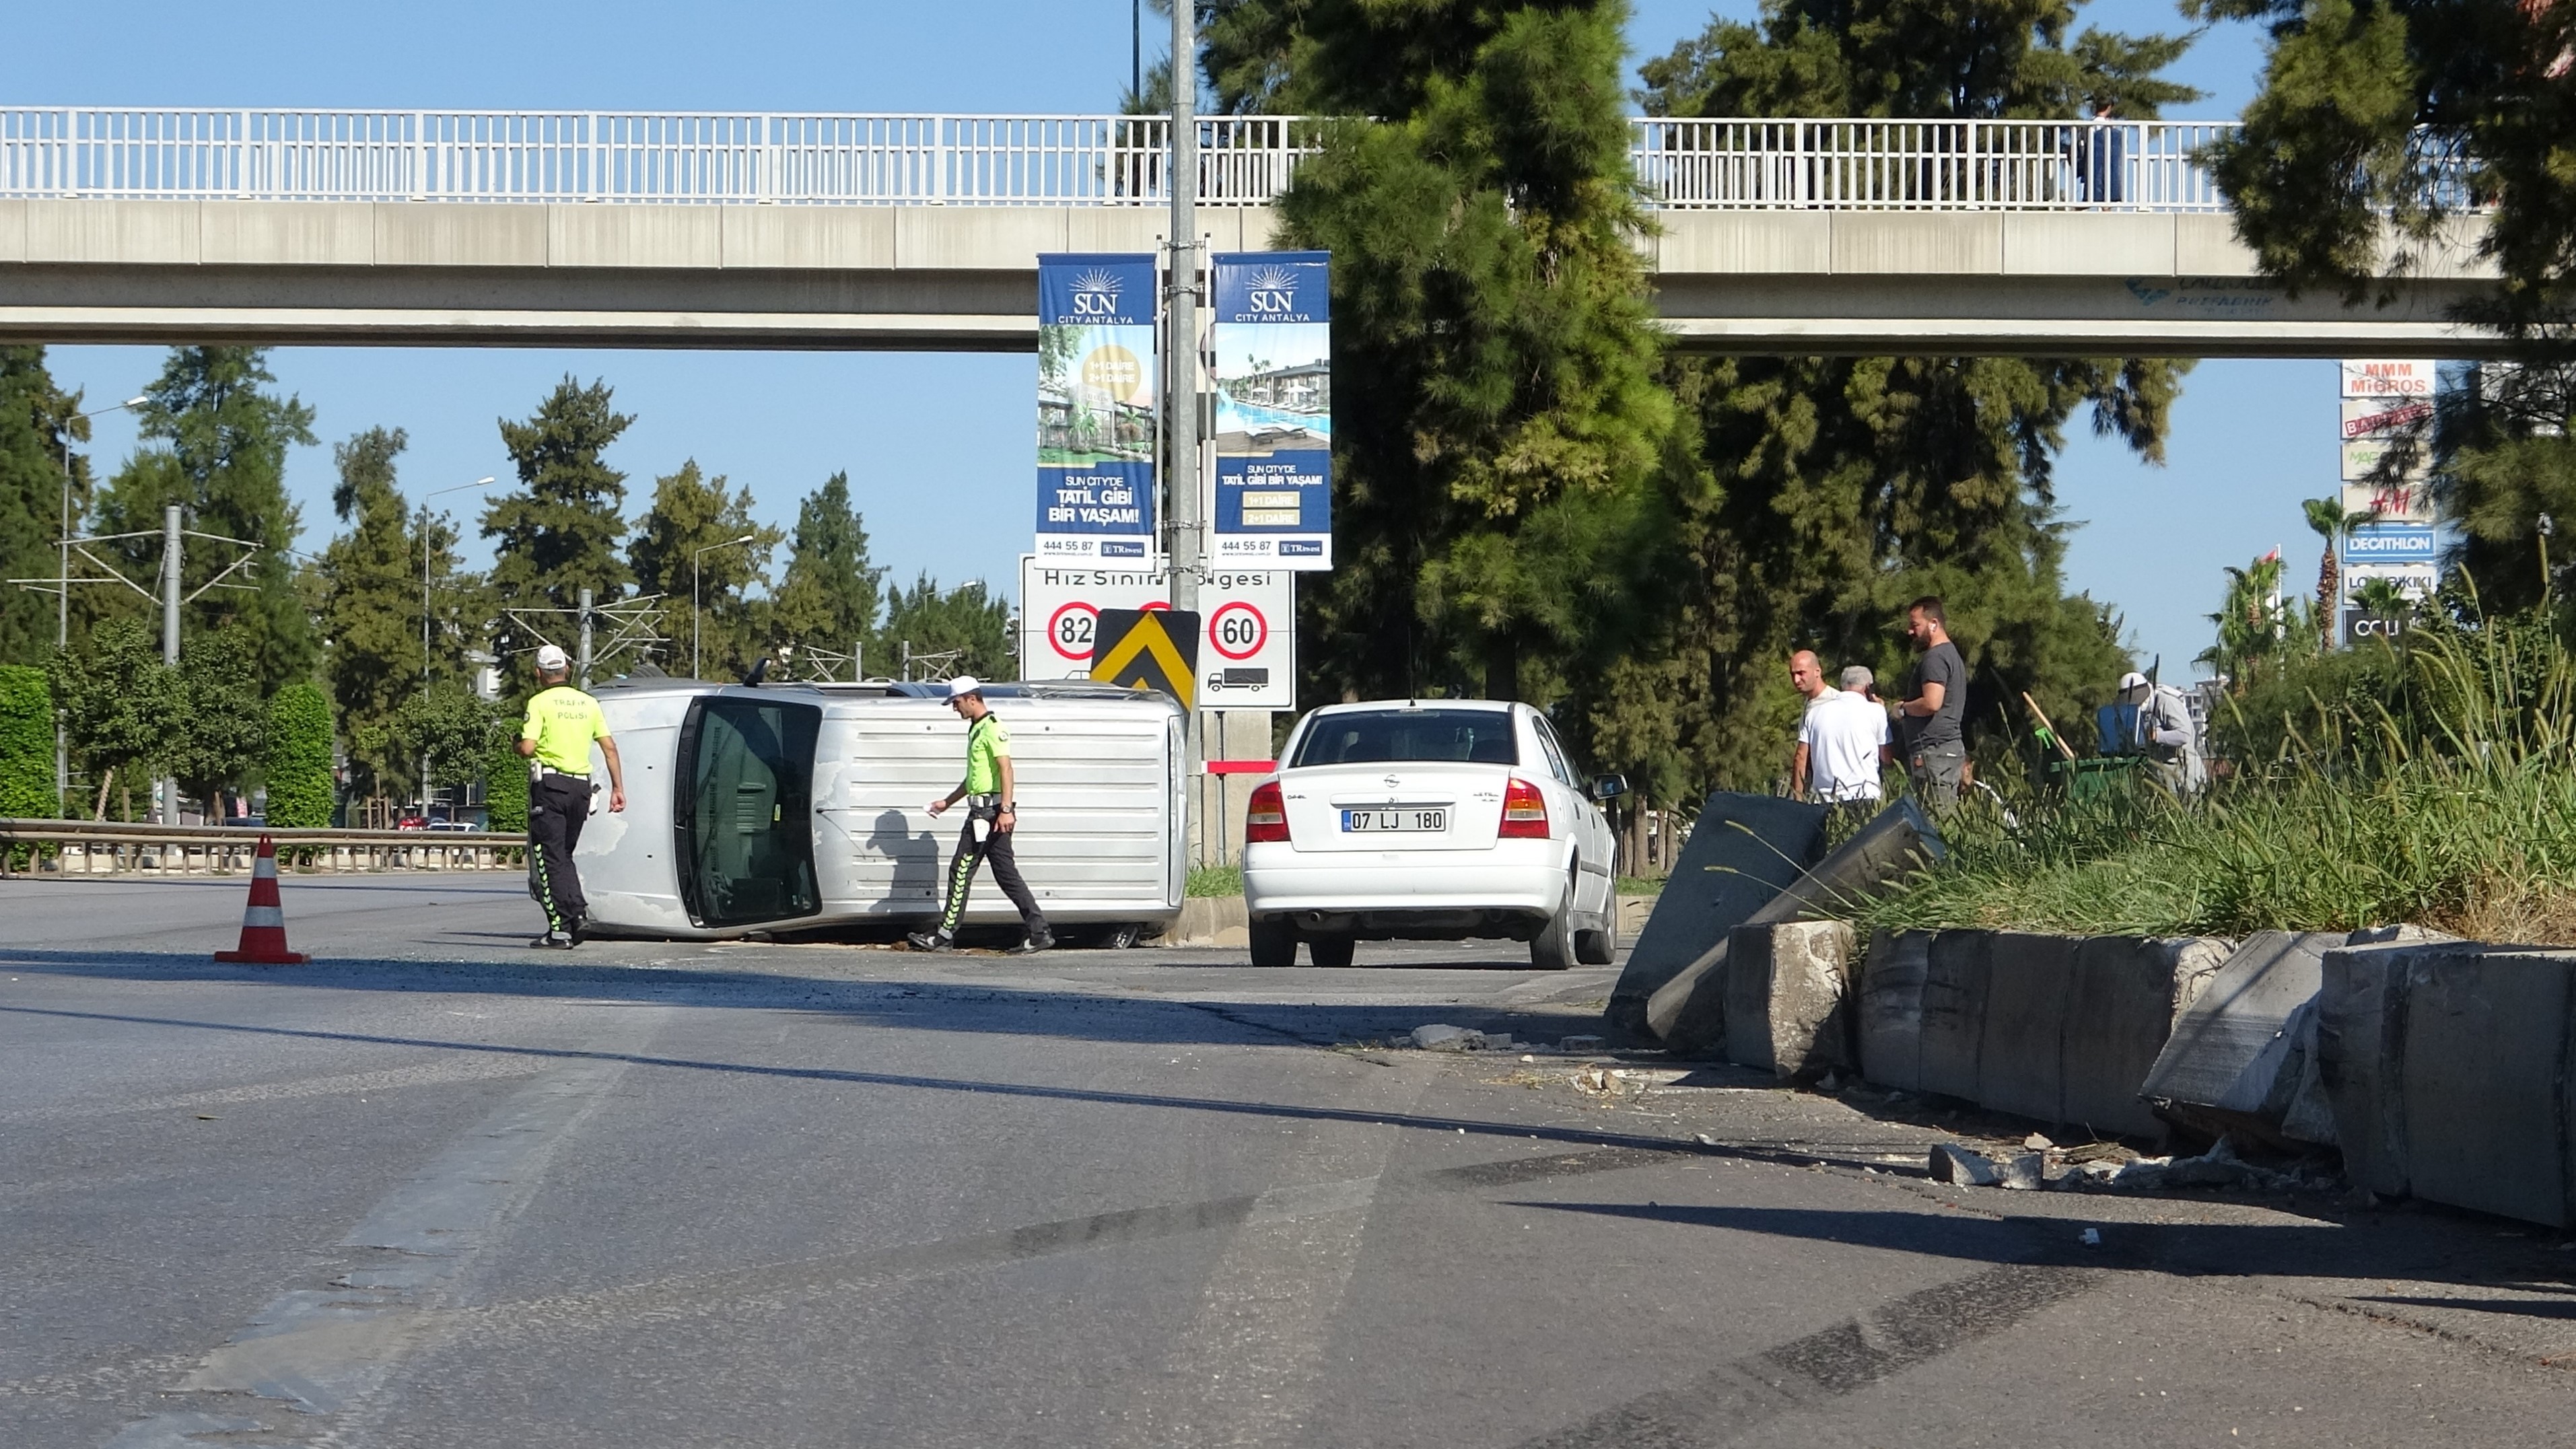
[485,733,530,833]
[0,665,55,820]
[263,682,335,828]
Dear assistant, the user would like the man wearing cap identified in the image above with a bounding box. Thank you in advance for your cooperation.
[908,677,1052,954]
[2116,670,2205,796]
[517,645,625,948]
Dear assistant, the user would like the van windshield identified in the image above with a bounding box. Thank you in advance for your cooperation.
[1290,709,1519,767]
[676,697,823,927]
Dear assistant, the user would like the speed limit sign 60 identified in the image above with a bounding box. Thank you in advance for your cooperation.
[1208,601,1267,660]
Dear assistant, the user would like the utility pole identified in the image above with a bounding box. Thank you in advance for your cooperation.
[576,587,595,689]
[160,504,180,826]
[1169,0,1202,774]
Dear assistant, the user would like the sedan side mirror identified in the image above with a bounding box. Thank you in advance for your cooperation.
[1591,774,1630,802]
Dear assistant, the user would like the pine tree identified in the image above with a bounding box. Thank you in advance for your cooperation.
[85,348,318,693]
[880,575,1014,680]
[627,459,778,681]
[486,377,634,662]
[0,349,90,668]
[771,472,885,680]
[1273,0,1676,703]
[168,628,267,819]
[319,427,473,796]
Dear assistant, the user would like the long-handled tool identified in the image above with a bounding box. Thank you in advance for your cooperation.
[2021,691,2080,763]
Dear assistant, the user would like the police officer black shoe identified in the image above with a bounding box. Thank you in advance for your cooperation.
[905,930,954,952]
[1007,931,1054,955]
[531,931,576,950]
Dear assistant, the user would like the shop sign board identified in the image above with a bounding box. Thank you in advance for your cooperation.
[2340,436,2433,483]
[2340,359,2437,398]
[2341,522,2439,564]
[2340,480,2435,524]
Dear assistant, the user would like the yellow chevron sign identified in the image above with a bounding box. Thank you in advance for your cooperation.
[1089,608,1199,710]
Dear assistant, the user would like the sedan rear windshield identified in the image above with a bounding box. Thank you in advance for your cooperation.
[1290,709,1520,767]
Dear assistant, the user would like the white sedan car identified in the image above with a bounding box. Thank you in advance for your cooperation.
[1241,700,1627,968]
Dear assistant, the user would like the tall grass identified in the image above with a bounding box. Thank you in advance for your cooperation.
[1860,603,2576,943]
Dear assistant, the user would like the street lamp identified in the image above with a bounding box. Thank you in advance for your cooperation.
[53,395,148,812]
[693,534,758,679]
[413,477,494,820]
[418,476,497,680]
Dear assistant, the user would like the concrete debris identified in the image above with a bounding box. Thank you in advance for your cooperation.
[1998,1154,2047,1191]
[2023,1133,2055,1151]
[2107,1136,2319,1194]
[1610,793,1828,1034]
[2080,1228,2102,1246]
[1929,1143,2002,1187]
[1410,1024,1477,1051]
[1560,1034,1606,1053]
[1815,1070,1843,1094]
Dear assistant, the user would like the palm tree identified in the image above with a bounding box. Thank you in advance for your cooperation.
[2197,549,2295,689]
[2351,576,2414,638]
[2301,497,2381,647]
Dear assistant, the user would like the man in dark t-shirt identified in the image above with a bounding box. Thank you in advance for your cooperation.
[1898,596,1968,810]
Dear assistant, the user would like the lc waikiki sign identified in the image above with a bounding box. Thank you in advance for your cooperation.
[1035,254,1159,563]
[1209,251,1333,571]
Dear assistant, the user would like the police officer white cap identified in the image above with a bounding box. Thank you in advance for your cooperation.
[536,644,570,672]
[946,676,983,699]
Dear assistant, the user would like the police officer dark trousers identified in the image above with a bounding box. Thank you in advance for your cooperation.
[516,645,627,948]
[909,676,1051,954]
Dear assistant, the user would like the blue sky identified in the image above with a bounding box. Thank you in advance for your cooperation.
[9,1,2315,680]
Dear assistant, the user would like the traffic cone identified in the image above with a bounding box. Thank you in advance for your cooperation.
[214,835,310,965]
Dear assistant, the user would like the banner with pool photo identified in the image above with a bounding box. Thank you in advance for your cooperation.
[1035,254,1158,563]
[1209,251,1331,571]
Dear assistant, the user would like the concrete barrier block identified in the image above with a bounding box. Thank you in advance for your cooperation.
[1974,932,2079,1125]
[2064,935,2232,1138]
[1610,793,1824,1034]
[1722,920,1857,1079]
[2398,946,2575,1228]
[1857,929,1932,1092]
[1918,930,1994,1102]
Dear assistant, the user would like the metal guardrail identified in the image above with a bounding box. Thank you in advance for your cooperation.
[0,108,2382,213]
[0,819,527,876]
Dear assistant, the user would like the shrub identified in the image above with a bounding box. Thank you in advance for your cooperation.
[263,683,336,829]
[484,732,530,833]
[0,665,53,820]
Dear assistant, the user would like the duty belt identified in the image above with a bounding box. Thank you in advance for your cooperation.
[965,792,1002,807]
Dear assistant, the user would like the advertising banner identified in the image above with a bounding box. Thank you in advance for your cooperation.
[1017,555,1296,709]
[2340,359,2437,398]
[2340,436,2431,483]
[2340,480,2435,524]
[1035,254,1158,563]
[2341,522,2439,565]
[2342,397,2434,440]
[1208,251,1332,571]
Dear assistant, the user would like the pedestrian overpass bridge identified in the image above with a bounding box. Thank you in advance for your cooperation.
[0,109,2501,357]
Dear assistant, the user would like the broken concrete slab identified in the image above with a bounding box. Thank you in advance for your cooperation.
[1928,1143,2000,1186]
[1720,919,1858,1080]
[1411,1024,1477,1051]
[2322,940,2576,1228]
[1607,793,1827,1034]
[1643,800,1944,1049]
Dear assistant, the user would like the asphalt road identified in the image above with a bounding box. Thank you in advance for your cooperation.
[7,872,2576,1448]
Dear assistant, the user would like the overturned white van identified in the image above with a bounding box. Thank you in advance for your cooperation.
[571,678,1187,942]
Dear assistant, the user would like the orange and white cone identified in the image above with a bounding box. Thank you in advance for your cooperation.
[215,835,310,965]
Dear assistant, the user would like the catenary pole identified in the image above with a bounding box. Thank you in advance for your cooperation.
[160,503,180,824]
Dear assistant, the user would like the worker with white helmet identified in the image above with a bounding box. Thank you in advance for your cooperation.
[2116,670,2206,796]
[516,643,626,948]
[909,677,1053,954]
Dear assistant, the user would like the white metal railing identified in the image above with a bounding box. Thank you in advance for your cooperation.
[0,110,2461,213]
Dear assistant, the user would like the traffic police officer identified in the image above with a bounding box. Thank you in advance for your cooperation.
[518,644,626,948]
[908,676,1052,954]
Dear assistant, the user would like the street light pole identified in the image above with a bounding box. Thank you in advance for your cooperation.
[413,476,494,819]
[53,396,147,813]
[693,534,758,679]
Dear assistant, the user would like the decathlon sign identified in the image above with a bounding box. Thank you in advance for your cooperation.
[1016,555,1296,709]
[2342,523,2439,563]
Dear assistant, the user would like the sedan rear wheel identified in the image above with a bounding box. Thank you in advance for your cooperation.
[1529,866,1578,970]
[1307,935,1356,968]
[1249,917,1298,968]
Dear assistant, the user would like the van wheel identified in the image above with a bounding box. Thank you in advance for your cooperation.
[1307,935,1356,969]
[1249,917,1297,967]
[1529,868,1578,971]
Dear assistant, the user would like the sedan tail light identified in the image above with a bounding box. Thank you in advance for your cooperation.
[1498,777,1550,839]
[1245,780,1290,845]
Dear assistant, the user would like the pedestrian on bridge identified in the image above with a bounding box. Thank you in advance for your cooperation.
[908,678,1052,955]
[518,644,626,948]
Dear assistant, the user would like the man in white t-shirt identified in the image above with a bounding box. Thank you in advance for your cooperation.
[1790,652,1893,804]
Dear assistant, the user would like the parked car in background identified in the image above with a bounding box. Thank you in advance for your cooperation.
[1241,699,1626,969]
[221,814,266,830]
